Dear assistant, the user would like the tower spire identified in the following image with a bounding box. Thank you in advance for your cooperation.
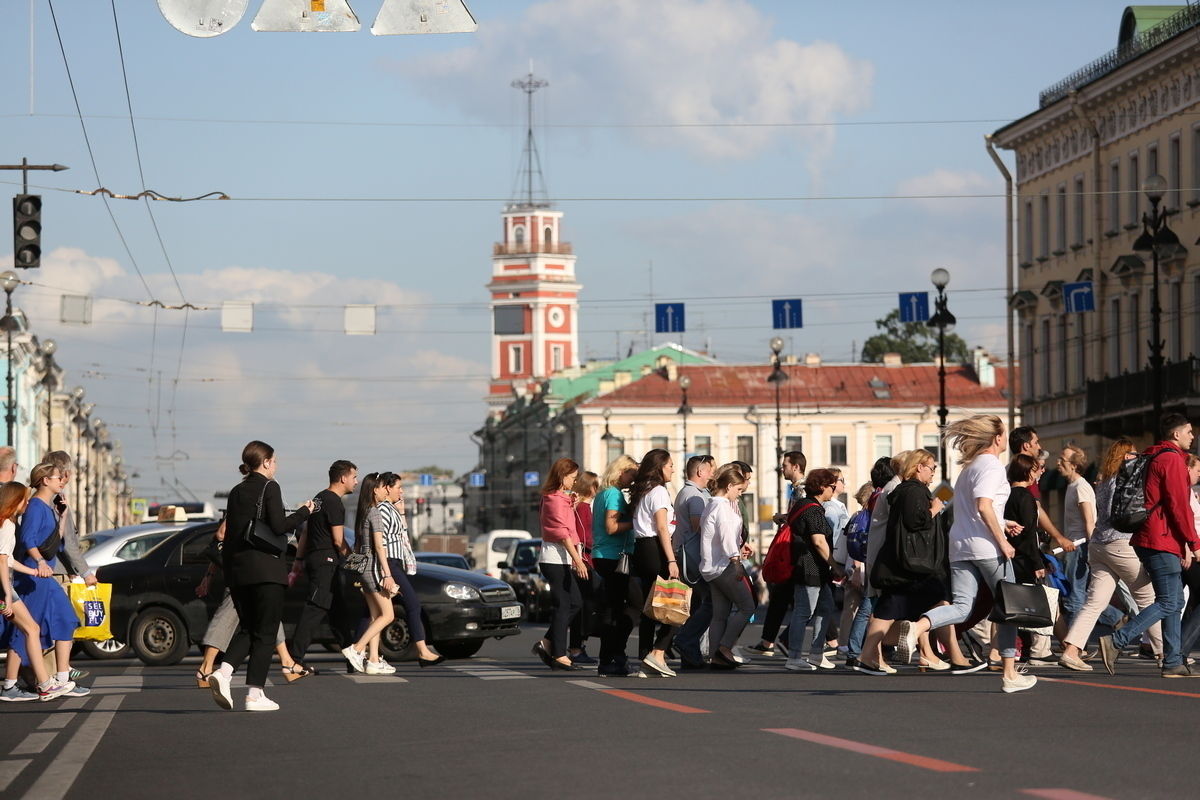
[511,68,549,208]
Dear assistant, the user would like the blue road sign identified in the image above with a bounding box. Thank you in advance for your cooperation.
[1063,281,1096,313]
[654,302,685,333]
[523,471,541,488]
[468,472,485,488]
[899,292,930,323]
[418,473,434,486]
[772,298,803,329]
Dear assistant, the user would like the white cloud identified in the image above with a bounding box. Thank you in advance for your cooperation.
[390,0,874,164]
[894,169,1001,215]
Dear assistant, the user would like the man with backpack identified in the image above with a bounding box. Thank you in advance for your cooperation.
[747,451,806,656]
[1100,414,1199,677]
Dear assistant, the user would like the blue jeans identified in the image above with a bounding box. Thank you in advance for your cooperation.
[1062,545,1090,626]
[674,578,713,665]
[788,584,831,660]
[1112,547,1184,667]
[924,557,1017,659]
[847,594,876,659]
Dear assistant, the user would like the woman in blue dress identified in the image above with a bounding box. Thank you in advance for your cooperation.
[9,464,88,696]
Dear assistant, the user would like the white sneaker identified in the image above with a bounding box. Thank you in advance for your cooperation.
[209,671,233,710]
[39,680,74,701]
[1001,673,1038,694]
[244,694,279,712]
[342,645,367,673]
[641,654,676,677]
[784,657,817,672]
[366,659,396,675]
[814,656,837,670]
[895,620,918,665]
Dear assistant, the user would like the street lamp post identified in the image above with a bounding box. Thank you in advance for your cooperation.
[928,269,956,478]
[41,339,57,453]
[677,375,692,466]
[767,337,788,512]
[1,272,20,447]
[1131,174,1180,422]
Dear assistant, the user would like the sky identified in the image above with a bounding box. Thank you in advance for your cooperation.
[0,0,1139,503]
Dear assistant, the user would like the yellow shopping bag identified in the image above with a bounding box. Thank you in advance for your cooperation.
[68,583,113,642]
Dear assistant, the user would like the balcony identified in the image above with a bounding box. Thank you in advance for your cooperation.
[1084,357,1200,437]
[493,241,574,256]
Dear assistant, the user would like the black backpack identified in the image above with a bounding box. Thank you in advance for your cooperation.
[1110,451,1164,534]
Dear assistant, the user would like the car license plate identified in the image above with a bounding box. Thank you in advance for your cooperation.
[501,605,521,620]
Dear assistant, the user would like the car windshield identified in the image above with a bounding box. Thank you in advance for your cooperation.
[512,544,540,568]
[78,533,116,554]
[491,536,522,554]
[418,554,468,569]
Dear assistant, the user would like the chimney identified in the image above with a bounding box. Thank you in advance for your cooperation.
[614,370,632,388]
[882,352,903,367]
[973,347,995,388]
[640,364,652,377]
[665,362,679,382]
[804,353,821,366]
[598,378,614,395]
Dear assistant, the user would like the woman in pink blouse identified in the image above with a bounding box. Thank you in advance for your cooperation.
[533,458,589,670]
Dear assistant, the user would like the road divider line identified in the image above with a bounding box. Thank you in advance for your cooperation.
[10,733,58,756]
[1020,789,1116,800]
[0,760,31,793]
[569,680,710,713]
[763,728,978,773]
[1039,676,1200,698]
[23,695,124,800]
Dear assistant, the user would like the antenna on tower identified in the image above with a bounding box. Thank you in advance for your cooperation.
[510,66,549,209]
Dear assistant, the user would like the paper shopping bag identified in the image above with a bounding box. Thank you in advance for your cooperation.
[69,583,113,642]
[643,577,692,626]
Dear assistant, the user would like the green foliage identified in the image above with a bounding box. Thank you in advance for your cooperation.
[860,310,971,364]
[409,466,456,479]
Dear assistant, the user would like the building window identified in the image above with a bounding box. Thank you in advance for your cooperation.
[513,225,525,246]
[1169,281,1182,362]
[1039,194,1050,257]
[784,436,804,455]
[1023,324,1035,399]
[1147,143,1158,182]
[550,344,564,373]
[1076,313,1087,390]
[829,436,848,465]
[1041,318,1052,395]
[543,227,553,246]
[494,305,527,335]
[1129,293,1140,371]
[508,344,524,375]
[1108,160,1120,231]
[694,435,712,456]
[1168,134,1181,210]
[1128,153,1140,225]
[1109,298,1121,376]
[605,437,625,465]
[1192,127,1200,203]
[1073,176,1085,246]
[1055,185,1067,252]
[736,436,755,465]
[1022,201,1033,261]
[650,435,669,452]
[921,434,940,452]
[873,435,893,459]
[1058,315,1068,393]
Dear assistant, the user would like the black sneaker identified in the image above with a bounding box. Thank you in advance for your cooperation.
[852,662,888,676]
[843,657,860,670]
[949,661,988,675]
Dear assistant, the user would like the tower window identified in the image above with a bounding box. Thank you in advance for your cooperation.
[494,306,527,335]
[544,227,553,246]
[513,226,525,245]
[508,345,524,375]
[551,344,564,372]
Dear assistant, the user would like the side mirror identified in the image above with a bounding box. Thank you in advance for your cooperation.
[497,561,509,570]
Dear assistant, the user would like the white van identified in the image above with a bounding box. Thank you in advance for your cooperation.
[473,530,532,578]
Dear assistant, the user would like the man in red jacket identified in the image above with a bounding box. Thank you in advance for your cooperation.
[1100,413,1199,677]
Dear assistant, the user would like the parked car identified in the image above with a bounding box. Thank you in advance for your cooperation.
[498,538,551,623]
[92,524,523,666]
[415,551,471,571]
[81,522,198,569]
[471,529,532,579]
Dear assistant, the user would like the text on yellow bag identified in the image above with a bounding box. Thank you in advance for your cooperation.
[68,583,113,642]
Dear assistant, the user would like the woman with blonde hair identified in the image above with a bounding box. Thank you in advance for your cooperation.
[591,455,639,676]
[895,415,1037,693]
[533,458,588,670]
[1059,439,1161,671]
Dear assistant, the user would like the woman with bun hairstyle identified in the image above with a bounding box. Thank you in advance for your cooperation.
[208,441,313,712]
[629,449,679,678]
[700,463,754,669]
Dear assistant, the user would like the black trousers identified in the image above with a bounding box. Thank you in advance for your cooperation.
[225,582,286,689]
[388,558,426,642]
[541,563,582,659]
[760,579,795,643]
[289,551,349,660]
[633,537,677,658]
[569,569,600,650]
[593,557,639,662]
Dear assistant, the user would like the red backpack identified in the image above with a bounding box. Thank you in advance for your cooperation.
[761,500,820,584]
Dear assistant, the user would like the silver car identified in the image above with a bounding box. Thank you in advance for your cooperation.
[81,522,201,569]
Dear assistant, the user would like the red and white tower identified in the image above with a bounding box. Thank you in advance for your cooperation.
[486,72,580,416]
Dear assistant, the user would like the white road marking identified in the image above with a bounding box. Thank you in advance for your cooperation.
[91,675,144,695]
[0,760,31,793]
[36,713,76,731]
[447,665,534,681]
[23,695,124,800]
[11,733,57,756]
[566,680,610,689]
[338,673,409,684]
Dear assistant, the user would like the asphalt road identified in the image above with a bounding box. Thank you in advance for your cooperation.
[0,625,1195,800]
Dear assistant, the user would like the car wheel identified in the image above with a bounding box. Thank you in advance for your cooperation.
[130,607,190,666]
[432,639,483,659]
[79,638,132,660]
[379,617,415,661]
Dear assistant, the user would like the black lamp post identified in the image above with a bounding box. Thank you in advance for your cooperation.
[1131,174,1180,422]
[928,269,956,477]
[677,375,692,465]
[1,271,20,447]
[767,336,788,512]
[40,339,57,453]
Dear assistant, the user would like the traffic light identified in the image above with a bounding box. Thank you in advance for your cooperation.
[12,194,41,269]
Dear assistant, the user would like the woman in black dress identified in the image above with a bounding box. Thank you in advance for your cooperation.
[1004,454,1045,584]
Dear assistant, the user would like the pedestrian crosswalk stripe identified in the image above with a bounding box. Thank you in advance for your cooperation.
[447,664,534,681]
[338,673,409,684]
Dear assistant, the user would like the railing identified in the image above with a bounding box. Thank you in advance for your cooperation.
[1085,357,1199,417]
[493,242,574,256]
[1039,5,1200,107]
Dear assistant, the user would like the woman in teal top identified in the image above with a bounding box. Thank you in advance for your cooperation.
[591,455,638,676]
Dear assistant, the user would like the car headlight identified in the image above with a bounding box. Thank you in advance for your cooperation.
[443,583,481,601]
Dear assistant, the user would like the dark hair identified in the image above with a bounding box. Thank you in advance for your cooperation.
[329,459,357,485]
[1009,426,1038,456]
[354,472,382,545]
[803,468,838,498]
[1006,453,1038,484]
[869,456,895,489]
[685,454,714,478]
[708,463,748,494]
[541,458,580,495]
[239,440,274,477]
[1160,412,1192,441]
[732,460,752,475]
[782,450,806,473]
[629,449,672,510]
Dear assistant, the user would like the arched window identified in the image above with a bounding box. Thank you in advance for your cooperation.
[543,227,553,246]
[513,226,525,246]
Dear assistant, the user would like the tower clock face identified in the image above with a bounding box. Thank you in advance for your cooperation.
[547,306,566,328]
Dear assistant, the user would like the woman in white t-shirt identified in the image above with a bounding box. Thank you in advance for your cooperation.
[628,449,679,677]
[700,463,754,669]
[896,415,1038,694]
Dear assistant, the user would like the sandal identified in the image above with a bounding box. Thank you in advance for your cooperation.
[281,663,312,683]
[195,670,211,689]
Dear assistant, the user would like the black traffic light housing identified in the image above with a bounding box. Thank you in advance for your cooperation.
[13,194,41,269]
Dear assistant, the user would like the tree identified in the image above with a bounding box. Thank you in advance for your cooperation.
[409,466,456,479]
[860,309,971,364]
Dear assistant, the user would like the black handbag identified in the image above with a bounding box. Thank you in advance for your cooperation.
[614,552,631,575]
[242,480,287,556]
[989,579,1053,628]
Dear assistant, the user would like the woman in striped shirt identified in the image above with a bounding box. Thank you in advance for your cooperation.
[379,474,442,668]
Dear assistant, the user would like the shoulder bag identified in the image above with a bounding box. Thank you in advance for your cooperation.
[242,480,287,556]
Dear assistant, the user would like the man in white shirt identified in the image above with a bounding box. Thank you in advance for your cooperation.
[674,455,714,668]
[1059,445,1096,627]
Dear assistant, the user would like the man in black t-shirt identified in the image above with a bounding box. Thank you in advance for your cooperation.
[288,460,357,666]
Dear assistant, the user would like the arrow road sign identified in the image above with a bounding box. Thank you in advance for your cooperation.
[1063,281,1095,313]
[772,299,803,329]
[419,473,434,486]
[523,471,541,487]
[899,292,930,323]
[468,472,486,488]
[655,303,685,333]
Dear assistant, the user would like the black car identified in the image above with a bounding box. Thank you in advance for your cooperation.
[94,523,523,666]
[497,538,552,623]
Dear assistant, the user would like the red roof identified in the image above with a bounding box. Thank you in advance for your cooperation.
[579,363,1013,410]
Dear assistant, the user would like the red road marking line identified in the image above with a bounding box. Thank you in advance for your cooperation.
[1040,675,1200,698]
[1020,789,1116,800]
[763,728,978,773]
[598,688,710,714]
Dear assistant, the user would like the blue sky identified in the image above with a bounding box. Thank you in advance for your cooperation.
[0,0,1136,503]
